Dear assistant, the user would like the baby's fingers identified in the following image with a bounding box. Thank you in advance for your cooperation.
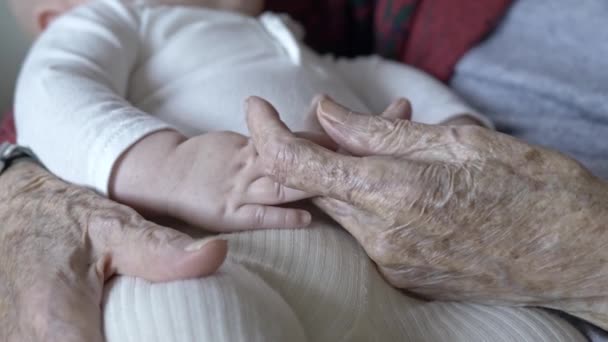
[247,177,314,204]
[233,204,312,230]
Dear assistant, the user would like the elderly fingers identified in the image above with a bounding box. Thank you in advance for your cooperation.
[382,98,413,121]
[246,96,295,154]
[246,96,370,200]
[316,97,392,156]
[317,97,448,158]
[245,96,455,219]
[264,136,385,211]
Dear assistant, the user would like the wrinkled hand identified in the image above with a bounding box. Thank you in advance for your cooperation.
[0,161,227,342]
[246,96,608,328]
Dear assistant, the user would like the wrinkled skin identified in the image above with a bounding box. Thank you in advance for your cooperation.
[246,96,608,330]
[0,161,227,341]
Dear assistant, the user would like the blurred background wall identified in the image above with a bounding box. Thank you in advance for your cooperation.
[0,2,30,115]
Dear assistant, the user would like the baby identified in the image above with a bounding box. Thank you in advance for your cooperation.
[14,0,488,232]
[12,0,507,341]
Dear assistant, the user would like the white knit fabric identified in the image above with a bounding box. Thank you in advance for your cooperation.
[104,218,585,342]
[14,1,583,341]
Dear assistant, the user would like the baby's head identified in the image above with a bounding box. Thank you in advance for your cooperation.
[8,0,75,35]
[9,0,265,36]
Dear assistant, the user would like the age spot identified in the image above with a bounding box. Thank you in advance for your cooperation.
[524,150,543,163]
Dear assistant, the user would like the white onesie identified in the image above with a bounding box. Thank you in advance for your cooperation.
[14,1,584,341]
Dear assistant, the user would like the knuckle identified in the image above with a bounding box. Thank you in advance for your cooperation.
[380,128,404,150]
[368,118,410,151]
[392,117,413,131]
[366,234,398,266]
[457,125,492,147]
[368,115,392,132]
[88,204,145,247]
[266,138,299,181]
[136,223,179,249]
[417,163,474,210]
[87,215,126,249]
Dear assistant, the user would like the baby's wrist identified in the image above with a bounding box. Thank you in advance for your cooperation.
[109,129,186,217]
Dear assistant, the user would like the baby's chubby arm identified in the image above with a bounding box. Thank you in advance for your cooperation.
[110,129,315,232]
[331,56,492,128]
[15,1,169,194]
[15,1,312,231]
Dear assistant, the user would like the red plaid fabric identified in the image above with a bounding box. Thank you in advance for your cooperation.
[267,0,512,81]
[0,111,16,143]
[399,0,513,81]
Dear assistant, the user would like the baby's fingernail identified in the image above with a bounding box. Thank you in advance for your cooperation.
[185,238,217,252]
[299,211,312,226]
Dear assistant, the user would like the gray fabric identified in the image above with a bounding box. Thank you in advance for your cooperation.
[451,0,608,181]
[450,0,608,340]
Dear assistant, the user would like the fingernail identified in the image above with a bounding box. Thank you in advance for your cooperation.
[300,211,312,226]
[185,238,218,252]
[318,98,349,124]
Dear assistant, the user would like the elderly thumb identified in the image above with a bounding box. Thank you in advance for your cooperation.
[108,225,227,283]
[316,97,410,156]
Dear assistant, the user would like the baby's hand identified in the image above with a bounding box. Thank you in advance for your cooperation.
[163,131,314,232]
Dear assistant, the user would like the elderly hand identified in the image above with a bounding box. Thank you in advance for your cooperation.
[246,96,608,329]
[0,161,227,341]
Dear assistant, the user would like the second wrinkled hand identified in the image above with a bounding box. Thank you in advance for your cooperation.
[246,95,608,330]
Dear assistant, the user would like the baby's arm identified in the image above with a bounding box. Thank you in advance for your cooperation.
[331,56,492,127]
[16,2,312,231]
[15,1,170,195]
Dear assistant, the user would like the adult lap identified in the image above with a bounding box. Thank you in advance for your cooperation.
[103,218,585,342]
[78,3,608,336]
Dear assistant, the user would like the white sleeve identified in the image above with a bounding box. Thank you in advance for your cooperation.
[15,0,171,194]
[332,56,493,127]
